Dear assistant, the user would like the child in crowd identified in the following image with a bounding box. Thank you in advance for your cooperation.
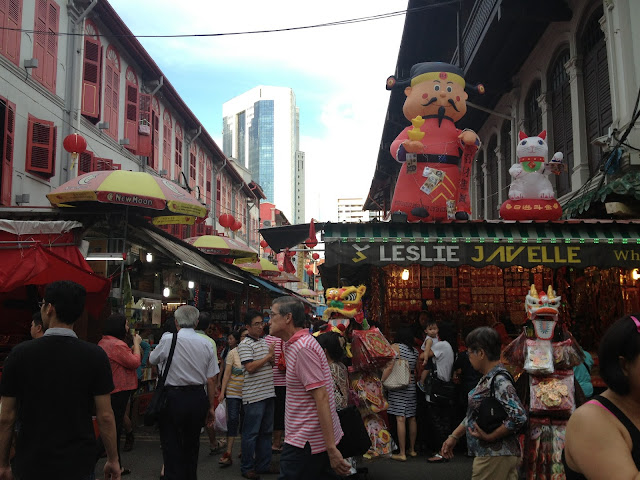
[416,319,439,392]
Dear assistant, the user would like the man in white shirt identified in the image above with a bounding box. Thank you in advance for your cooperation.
[149,305,219,479]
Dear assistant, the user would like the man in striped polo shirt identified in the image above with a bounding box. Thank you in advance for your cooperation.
[268,297,351,479]
[237,310,276,479]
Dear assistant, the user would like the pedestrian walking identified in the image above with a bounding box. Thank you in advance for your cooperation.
[0,280,121,480]
[149,305,219,480]
[268,296,350,479]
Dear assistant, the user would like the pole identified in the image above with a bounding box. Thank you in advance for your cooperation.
[118,206,129,310]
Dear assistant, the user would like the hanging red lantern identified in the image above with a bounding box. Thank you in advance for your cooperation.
[230,220,242,232]
[312,253,320,260]
[63,133,87,169]
[305,237,318,249]
[218,214,235,229]
[260,239,268,248]
[306,269,314,276]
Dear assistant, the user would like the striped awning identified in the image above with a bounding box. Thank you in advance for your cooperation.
[324,220,640,245]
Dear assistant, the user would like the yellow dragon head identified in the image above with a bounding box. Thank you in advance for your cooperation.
[322,285,366,321]
[525,284,561,320]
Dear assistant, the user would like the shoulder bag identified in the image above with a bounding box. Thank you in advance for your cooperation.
[476,370,515,433]
[382,351,410,390]
[425,367,456,406]
[144,332,178,426]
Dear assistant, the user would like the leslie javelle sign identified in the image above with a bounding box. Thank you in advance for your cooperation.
[324,241,640,269]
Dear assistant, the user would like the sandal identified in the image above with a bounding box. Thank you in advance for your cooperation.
[121,468,132,476]
[408,450,418,457]
[219,451,233,467]
[391,454,407,461]
[427,453,449,463]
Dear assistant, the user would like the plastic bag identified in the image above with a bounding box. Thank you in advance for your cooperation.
[351,327,395,371]
[524,339,554,375]
[530,370,575,414]
[214,399,227,433]
[503,332,527,367]
[552,338,584,369]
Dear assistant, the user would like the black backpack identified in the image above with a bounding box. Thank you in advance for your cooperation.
[475,371,515,433]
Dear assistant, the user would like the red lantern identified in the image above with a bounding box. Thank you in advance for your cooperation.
[218,214,235,229]
[260,239,268,248]
[63,133,87,169]
[230,220,242,232]
[305,237,318,249]
[306,269,314,276]
[312,253,320,260]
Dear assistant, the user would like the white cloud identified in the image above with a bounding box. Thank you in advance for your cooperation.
[109,0,407,223]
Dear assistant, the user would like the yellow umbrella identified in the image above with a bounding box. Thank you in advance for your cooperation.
[234,258,280,277]
[47,170,207,223]
[296,288,318,297]
[185,235,258,260]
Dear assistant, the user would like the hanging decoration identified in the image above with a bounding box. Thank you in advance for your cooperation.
[63,133,87,170]
[305,219,318,248]
[386,62,484,221]
[230,220,242,232]
[218,214,235,229]
[312,252,320,260]
[500,130,563,220]
[260,239,269,248]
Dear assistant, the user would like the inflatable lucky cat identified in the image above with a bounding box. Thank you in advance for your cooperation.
[500,130,563,220]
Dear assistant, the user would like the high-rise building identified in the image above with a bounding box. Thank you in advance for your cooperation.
[223,86,305,223]
[337,198,380,223]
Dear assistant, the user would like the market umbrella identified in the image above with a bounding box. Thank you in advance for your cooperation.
[234,258,280,277]
[296,288,318,297]
[47,170,208,223]
[271,271,303,284]
[184,235,258,261]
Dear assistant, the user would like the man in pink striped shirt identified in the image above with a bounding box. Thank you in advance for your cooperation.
[268,297,350,479]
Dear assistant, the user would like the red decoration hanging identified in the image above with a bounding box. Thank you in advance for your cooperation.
[278,265,284,272]
[286,250,295,257]
[305,219,318,249]
[218,214,235,229]
[230,220,242,232]
[306,269,314,277]
[63,133,87,168]
[260,239,268,248]
[312,253,320,260]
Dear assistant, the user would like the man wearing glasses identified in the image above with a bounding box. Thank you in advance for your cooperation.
[237,310,276,479]
[0,280,121,480]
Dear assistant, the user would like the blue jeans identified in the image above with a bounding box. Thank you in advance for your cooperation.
[278,442,340,480]
[241,397,274,474]
[226,397,243,437]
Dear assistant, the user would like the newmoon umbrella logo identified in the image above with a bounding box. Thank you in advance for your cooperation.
[78,173,99,185]
[162,179,185,197]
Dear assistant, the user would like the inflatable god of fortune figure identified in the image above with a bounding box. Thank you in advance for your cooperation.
[386,62,484,221]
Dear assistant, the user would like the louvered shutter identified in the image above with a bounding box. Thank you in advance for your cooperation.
[151,108,159,170]
[81,37,101,120]
[500,120,511,197]
[549,50,572,197]
[1,100,15,205]
[174,126,183,181]
[1,0,22,65]
[216,175,221,216]
[26,116,55,176]
[43,1,58,92]
[78,151,95,175]
[96,157,113,171]
[125,84,138,152]
[110,69,119,140]
[104,51,120,141]
[189,149,196,190]
[138,93,152,158]
[32,0,46,85]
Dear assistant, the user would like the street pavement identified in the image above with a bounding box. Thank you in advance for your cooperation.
[96,430,474,480]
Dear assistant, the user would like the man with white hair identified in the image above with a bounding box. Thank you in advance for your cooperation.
[150,305,219,479]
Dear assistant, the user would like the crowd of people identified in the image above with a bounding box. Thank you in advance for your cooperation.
[0,279,639,479]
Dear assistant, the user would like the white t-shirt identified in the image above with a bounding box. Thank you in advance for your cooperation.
[431,340,454,382]
[421,336,440,351]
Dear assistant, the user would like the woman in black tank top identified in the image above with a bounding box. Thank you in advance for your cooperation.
[563,315,640,478]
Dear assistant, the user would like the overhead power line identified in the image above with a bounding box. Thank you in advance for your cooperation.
[0,1,460,39]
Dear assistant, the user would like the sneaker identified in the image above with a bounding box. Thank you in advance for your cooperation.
[417,381,426,392]
[218,451,232,467]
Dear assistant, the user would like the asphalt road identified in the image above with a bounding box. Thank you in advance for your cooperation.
[96,431,474,480]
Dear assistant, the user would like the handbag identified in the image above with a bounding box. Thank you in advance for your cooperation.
[382,356,410,390]
[424,369,456,406]
[476,371,514,433]
[143,332,178,426]
[336,406,371,458]
[277,340,286,372]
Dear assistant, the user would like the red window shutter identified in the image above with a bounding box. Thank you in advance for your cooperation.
[1,0,22,66]
[138,93,152,158]
[189,150,196,185]
[95,157,113,171]
[26,115,55,176]
[125,82,138,152]
[81,37,101,120]
[112,162,121,170]
[174,136,183,181]
[1,99,15,206]
[104,49,120,141]
[78,151,95,175]
[41,0,58,92]
[32,0,46,85]
[151,109,159,170]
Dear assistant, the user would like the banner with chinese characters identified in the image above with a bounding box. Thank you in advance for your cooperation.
[324,241,640,269]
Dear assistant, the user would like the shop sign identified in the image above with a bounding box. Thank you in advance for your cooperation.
[325,241,640,269]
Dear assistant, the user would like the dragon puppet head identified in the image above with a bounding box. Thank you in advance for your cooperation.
[525,284,561,320]
[322,285,367,324]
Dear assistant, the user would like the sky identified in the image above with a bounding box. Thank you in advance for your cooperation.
[108,0,408,222]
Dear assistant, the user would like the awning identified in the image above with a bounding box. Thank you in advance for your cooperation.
[323,220,640,269]
[252,277,286,295]
[139,228,245,289]
[563,172,640,218]
[259,222,327,253]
